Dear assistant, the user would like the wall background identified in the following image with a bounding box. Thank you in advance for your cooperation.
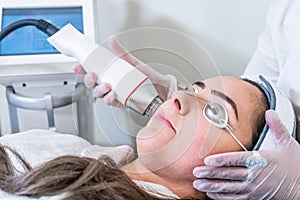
[96,0,273,76]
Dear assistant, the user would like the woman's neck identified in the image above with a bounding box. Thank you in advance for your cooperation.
[122,158,205,199]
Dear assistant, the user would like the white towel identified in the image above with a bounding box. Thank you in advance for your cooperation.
[0,129,134,199]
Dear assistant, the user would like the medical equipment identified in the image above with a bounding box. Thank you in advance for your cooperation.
[0,0,97,66]
[47,24,162,116]
[185,93,248,151]
[1,20,163,117]
[0,0,98,138]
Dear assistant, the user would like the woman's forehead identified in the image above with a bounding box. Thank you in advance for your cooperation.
[194,76,262,110]
[202,76,240,89]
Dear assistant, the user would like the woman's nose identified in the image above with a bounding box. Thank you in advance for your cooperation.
[171,91,192,115]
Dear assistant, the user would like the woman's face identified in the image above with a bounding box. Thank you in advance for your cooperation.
[136,76,264,179]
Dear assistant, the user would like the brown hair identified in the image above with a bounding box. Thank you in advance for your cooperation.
[0,144,176,200]
[243,79,269,149]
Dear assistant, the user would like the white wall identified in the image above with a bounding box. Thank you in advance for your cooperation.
[96,0,273,76]
[91,0,274,146]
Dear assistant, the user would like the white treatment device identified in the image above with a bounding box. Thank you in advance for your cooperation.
[47,24,162,116]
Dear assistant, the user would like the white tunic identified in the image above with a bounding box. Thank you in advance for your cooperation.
[243,0,300,120]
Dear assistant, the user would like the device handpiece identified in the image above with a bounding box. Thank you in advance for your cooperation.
[47,24,161,116]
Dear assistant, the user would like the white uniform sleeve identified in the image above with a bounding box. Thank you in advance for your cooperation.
[242,1,280,83]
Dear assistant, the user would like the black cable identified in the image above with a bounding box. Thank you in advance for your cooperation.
[0,19,59,41]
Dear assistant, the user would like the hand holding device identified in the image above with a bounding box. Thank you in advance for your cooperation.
[74,37,177,107]
[48,24,175,116]
[193,110,300,199]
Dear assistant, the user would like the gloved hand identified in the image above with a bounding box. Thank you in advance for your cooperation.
[192,110,300,200]
[74,38,177,107]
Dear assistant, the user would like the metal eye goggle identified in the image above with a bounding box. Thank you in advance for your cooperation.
[178,83,248,151]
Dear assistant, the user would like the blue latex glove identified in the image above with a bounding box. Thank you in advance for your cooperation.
[193,110,300,200]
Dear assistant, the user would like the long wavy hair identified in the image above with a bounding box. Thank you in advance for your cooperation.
[0,144,203,200]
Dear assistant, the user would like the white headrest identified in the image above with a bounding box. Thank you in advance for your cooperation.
[250,76,296,150]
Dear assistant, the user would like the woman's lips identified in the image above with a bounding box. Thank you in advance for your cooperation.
[158,115,176,133]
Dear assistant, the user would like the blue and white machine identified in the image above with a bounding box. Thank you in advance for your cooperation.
[0,0,98,141]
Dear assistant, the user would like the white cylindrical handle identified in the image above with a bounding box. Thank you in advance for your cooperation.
[47,24,148,105]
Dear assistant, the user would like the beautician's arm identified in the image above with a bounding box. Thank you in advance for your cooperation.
[242,0,279,82]
[74,38,176,105]
[193,110,300,200]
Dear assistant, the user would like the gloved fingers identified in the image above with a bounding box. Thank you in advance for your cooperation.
[73,64,86,74]
[102,91,117,105]
[84,72,98,89]
[204,151,253,167]
[265,110,293,147]
[102,91,124,107]
[193,166,249,181]
[92,82,118,105]
[206,192,249,200]
[94,83,111,98]
[193,178,249,193]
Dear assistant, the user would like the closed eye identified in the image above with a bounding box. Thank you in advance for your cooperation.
[193,81,206,89]
[190,81,239,121]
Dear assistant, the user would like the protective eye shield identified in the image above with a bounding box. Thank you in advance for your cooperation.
[179,76,296,151]
[248,75,296,150]
[182,86,249,151]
